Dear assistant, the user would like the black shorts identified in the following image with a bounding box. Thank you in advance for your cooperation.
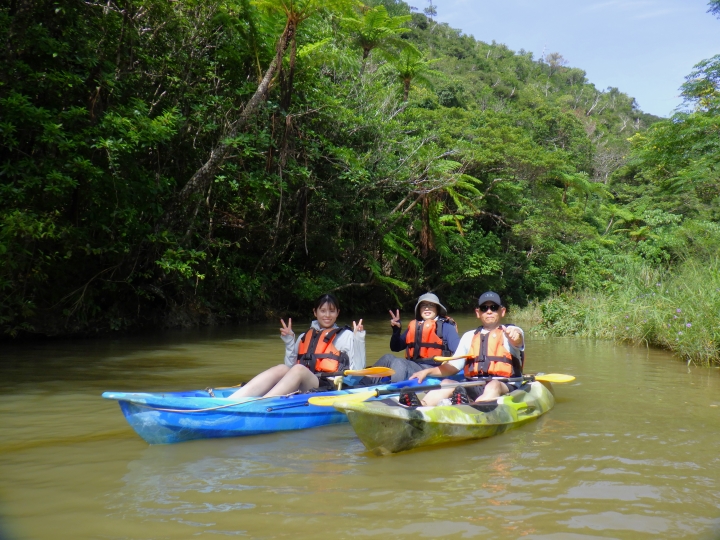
[465,380,523,401]
[465,385,484,401]
[317,377,337,391]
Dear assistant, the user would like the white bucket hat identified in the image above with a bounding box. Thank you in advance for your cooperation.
[414,292,448,318]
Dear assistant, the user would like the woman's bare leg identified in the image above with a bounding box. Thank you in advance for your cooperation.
[228,365,290,398]
[264,364,319,397]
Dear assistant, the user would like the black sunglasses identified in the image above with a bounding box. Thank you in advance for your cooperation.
[478,303,500,313]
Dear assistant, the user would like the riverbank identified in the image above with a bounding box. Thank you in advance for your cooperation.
[517,259,720,366]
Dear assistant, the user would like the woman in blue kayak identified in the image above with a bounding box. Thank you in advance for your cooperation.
[229,293,365,398]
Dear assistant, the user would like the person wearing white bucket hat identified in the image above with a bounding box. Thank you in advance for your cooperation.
[361,292,460,388]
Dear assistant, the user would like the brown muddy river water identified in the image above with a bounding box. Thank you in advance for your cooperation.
[1,314,720,539]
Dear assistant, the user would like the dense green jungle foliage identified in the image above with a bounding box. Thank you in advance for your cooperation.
[529,47,720,365]
[527,4,720,365]
[1,0,718,362]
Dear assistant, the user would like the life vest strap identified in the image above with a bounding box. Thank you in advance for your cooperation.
[322,326,348,343]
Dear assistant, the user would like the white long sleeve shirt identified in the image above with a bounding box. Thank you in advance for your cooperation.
[281,320,366,384]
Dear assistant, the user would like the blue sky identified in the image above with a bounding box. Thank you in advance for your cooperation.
[419,0,719,117]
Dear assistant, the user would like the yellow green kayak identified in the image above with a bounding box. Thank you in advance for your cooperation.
[334,380,555,455]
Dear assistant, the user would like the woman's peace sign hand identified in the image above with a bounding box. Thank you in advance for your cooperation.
[280,318,294,337]
[389,309,401,328]
[353,319,364,333]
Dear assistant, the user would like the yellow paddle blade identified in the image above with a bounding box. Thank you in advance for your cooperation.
[344,367,395,377]
[534,373,575,383]
[308,390,377,406]
[433,354,472,362]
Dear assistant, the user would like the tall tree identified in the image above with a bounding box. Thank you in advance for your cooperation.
[174,0,354,208]
[680,54,720,111]
[344,5,411,75]
[423,0,437,20]
[385,46,440,101]
[545,52,568,76]
[709,0,720,18]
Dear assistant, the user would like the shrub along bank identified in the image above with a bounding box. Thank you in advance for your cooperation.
[527,255,720,366]
[523,33,720,366]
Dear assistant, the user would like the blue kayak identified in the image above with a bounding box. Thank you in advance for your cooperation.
[102,380,436,444]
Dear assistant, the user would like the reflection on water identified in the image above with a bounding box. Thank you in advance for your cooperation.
[1,316,720,539]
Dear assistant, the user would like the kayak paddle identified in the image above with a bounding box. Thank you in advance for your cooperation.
[433,354,473,362]
[433,356,576,383]
[307,373,575,406]
[308,378,498,406]
[434,356,576,384]
[534,373,575,383]
[329,366,395,377]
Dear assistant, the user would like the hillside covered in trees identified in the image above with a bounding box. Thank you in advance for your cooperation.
[2,0,718,362]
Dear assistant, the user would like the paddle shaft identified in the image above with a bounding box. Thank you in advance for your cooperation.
[376,376,526,397]
[322,370,360,377]
[433,354,473,362]
[305,374,572,406]
[321,367,394,378]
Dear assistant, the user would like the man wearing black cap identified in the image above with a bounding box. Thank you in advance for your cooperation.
[405,291,524,406]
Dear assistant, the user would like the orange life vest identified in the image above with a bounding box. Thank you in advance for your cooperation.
[296,326,350,374]
[405,318,455,364]
[463,326,523,379]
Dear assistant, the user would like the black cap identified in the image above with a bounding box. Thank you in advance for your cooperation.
[478,291,503,307]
